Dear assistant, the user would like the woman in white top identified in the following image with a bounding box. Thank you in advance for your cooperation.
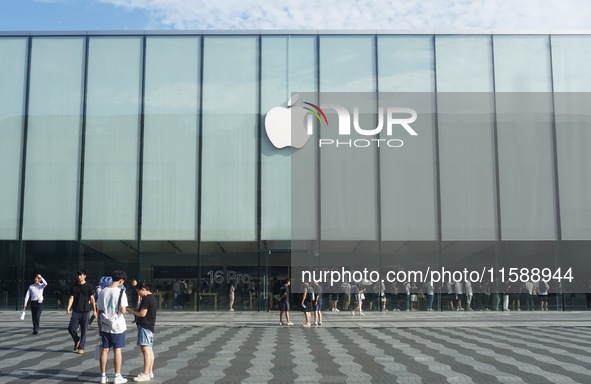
[23,274,48,334]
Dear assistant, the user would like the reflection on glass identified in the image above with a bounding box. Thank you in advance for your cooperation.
[83,37,142,240]
[23,37,85,240]
[201,37,258,241]
[142,37,200,241]
[0,38,27,240]
[261,36,317,241]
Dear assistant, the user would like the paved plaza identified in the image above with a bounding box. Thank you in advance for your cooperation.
[0,310,590,383]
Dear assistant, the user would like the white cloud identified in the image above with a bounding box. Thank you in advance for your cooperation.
[95,0,591,31]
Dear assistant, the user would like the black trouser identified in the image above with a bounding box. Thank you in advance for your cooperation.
[68,311,90,350]
[30,301,43,332]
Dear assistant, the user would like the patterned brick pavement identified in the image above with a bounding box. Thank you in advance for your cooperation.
[1,311,590,383]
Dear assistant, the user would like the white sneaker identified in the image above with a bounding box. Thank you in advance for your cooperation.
[279,321,285,326]
[149,373,154,379]
[335,308,340,312]
[100,376,108,384]
[114,376,128,384]
[287,322,294,326]
[133,373,150,382]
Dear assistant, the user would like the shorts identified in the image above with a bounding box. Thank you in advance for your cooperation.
[137,326,154,347]
[279,301,290,311]
[301,302,313,312]
[101,332,126,349]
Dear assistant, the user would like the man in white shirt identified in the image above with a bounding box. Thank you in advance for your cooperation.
[97,270,129,384]
[23,274,48,335]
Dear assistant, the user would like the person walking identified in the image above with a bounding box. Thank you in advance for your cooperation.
[23,273,48,335]
[97,270,129,384]
[67,270,97,354]
[127,282,157,382]
[279,279,293,326]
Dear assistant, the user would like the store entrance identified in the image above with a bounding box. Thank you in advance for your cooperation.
[260,249,291,311]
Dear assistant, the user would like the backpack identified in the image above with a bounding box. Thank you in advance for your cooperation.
[100,289,124,333]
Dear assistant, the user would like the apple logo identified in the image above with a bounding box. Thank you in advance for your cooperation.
[265,94,327,149]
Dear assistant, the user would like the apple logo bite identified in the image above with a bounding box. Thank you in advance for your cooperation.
[265,94,328,149]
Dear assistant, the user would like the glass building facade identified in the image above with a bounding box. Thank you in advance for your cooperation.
[1,31,590,312]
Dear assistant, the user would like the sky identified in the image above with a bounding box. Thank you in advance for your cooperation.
[1,0,590,31]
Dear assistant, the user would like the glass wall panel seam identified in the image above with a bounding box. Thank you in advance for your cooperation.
[16,36,33,309]
[548,34,564,309]
[548,34,564,243]
[257,34,262,250]
[490,35,503,291]
[77,36,90,267]
[136,35,147,277]
[374,33,384,307]
[432,35,443,311]
[315,34,321,246]
[196,36,205,311]
[257,35,262,311]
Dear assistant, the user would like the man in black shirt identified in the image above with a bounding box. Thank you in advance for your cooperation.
[127,281,157,382]
[66,270,97,354]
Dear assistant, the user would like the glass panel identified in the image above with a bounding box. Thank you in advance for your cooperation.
[553,37,591,240]
[493,36,556,239]
[378,36,435,93]
[378,36,437,240]
[562,241,591,309]
[23,240,81,309]
[436,36,496,240]
[319,36,378,240]
[142,37,200,241]
[139,240,199,310]
[0,241,20,309]
[552,35,591,92]
[199,242,261,311]
[261,35,317,241]
[0,38,27,240]
[500,241,558,310]
[82,37,142,240]
[201,37,258,241]
[23,37,85,240]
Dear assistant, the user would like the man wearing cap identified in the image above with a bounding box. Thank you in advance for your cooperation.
[67,270,97,354]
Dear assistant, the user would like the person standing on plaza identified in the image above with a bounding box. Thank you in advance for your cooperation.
[127,282,157,382]
[23,273,48,335]
[228,281,236,312]
[313,281,323,325]
[279,279,293,326]
[67,270,97,354]
[97,270,129,384]
[301,281,313,327]
[425,279,435,311]
[537,280,550,310]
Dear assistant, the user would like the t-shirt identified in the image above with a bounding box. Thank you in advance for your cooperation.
[70,282,95,313]
[279,284,289,303]
[97,287,128,334]
[136,294,157,333]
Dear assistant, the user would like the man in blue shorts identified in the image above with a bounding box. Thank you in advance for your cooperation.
[127,281,157,382]
[97,270,128,384]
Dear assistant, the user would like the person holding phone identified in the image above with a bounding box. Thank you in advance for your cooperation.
[23,273,48,335]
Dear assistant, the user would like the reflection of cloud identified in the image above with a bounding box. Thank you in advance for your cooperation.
[95,0,590,30]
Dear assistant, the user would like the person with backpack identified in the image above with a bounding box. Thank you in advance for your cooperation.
[89,276,113,326]
[97,270,129,384]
